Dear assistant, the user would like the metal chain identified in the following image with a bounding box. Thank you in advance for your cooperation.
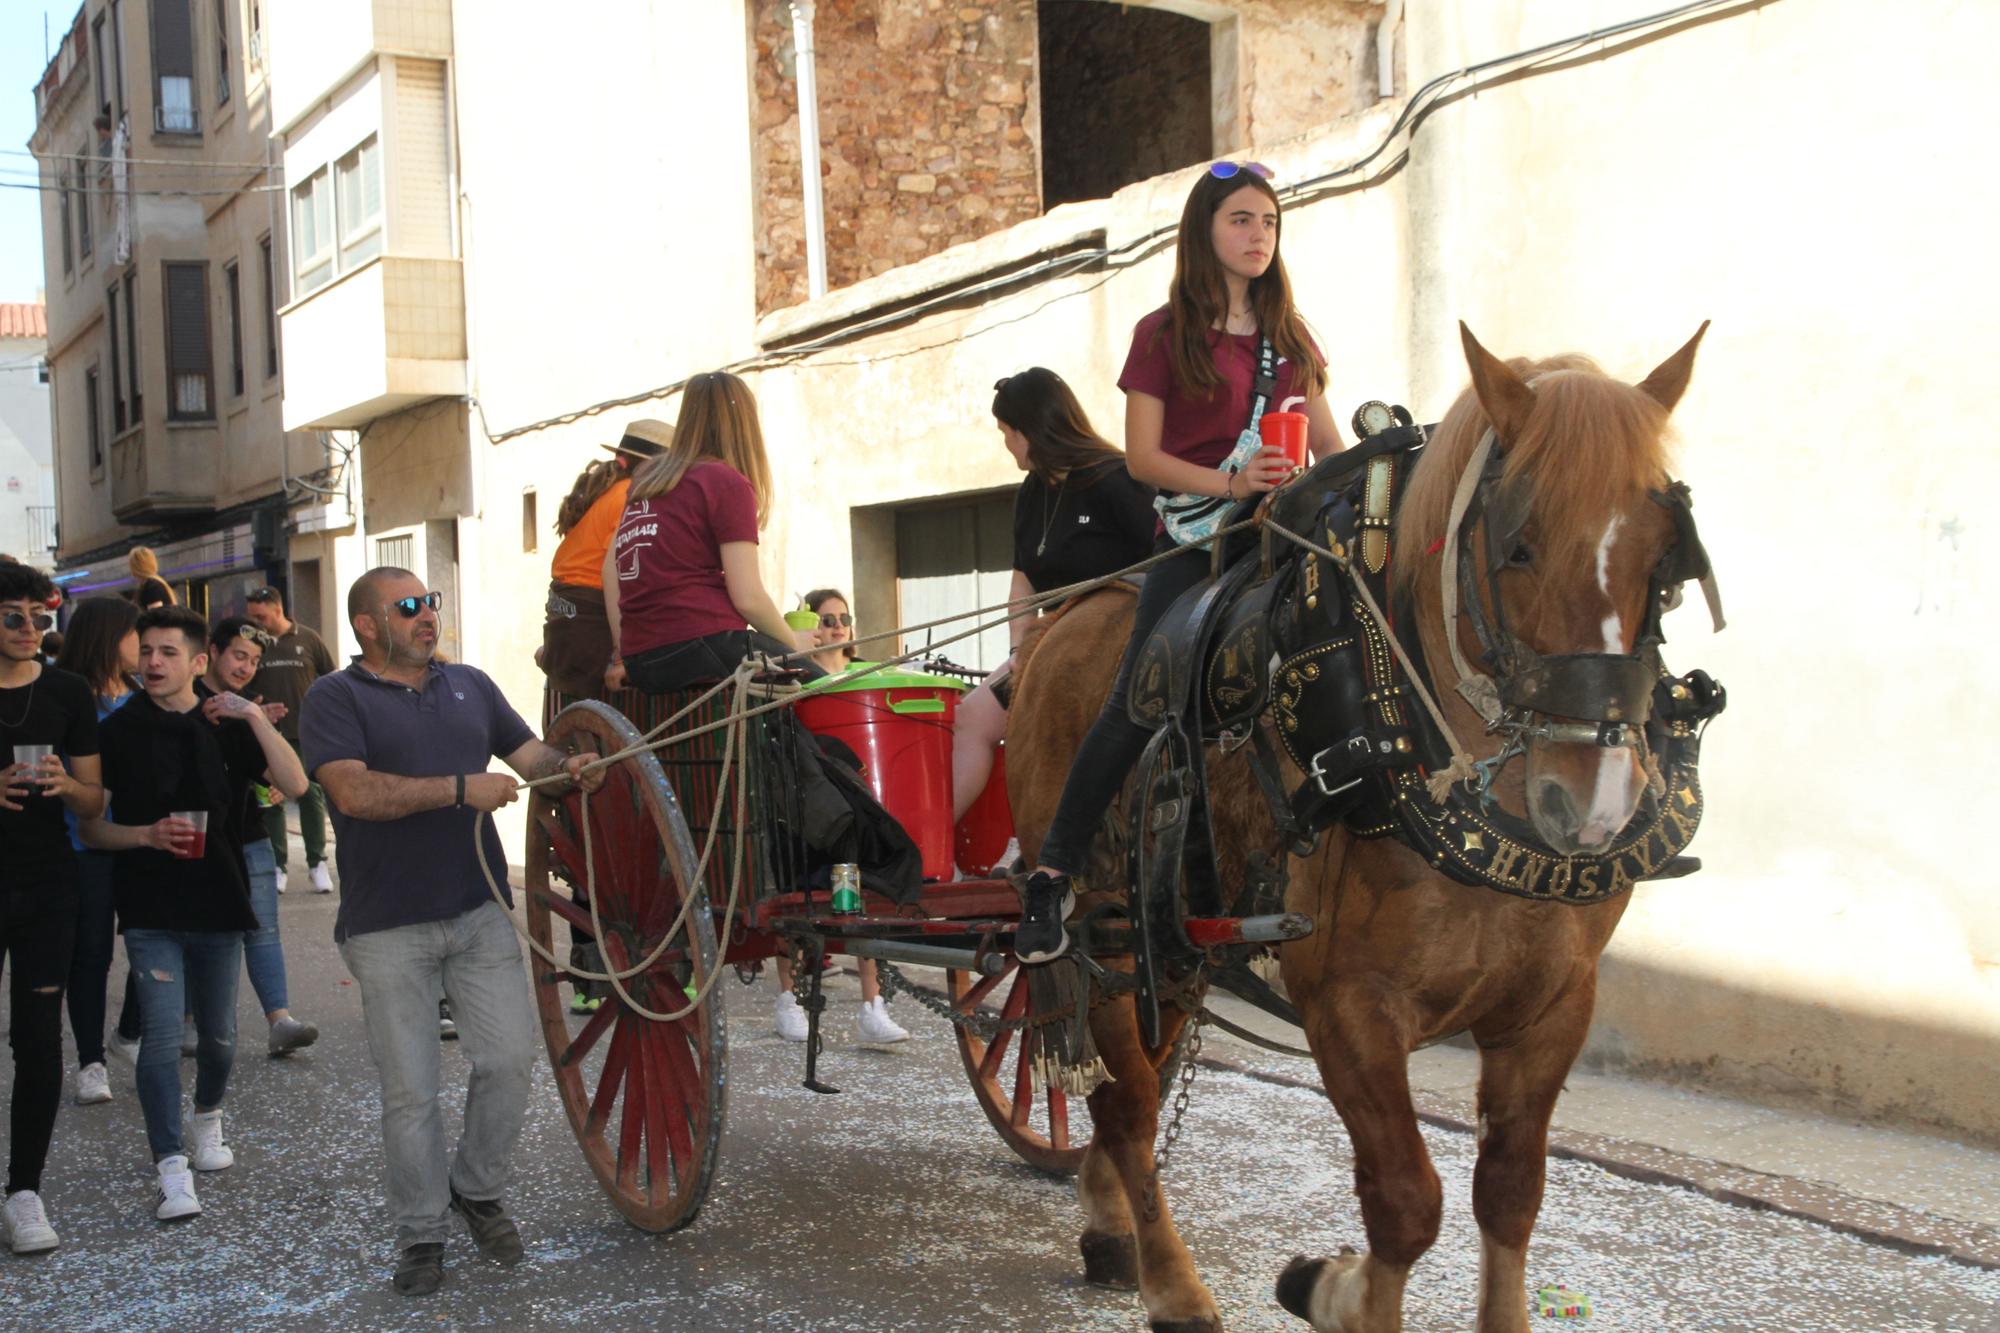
[873,960,1040,1039]
[1153,1011,1205,1173]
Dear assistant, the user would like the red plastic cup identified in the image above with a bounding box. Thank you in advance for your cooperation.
[1259,411,1309,479]
[170,810,210,860]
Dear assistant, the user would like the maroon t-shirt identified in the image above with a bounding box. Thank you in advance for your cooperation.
[1117,305,1321,471]
[612,461,761,657]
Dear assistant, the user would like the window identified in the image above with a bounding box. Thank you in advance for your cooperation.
[521,490,538,553]
[110,0,127,119]
[75,145,93,260]
[291,170,332,293]
[150,0,199,134]
[375,533,413,569]
[163,262,213,420]
[106,285,124,432]
[58,168,73,275]
[335,137,382,269]
[86,367,104,469]
[258,233,278,377]
[224,260,243,396]
[124,269,142,422]
[92,14,110,121]
[215,0,231,106]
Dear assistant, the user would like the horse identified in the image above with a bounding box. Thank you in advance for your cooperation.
[1003,322,1711,1333]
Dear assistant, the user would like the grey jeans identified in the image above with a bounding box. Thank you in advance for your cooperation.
[339,902,538,1249]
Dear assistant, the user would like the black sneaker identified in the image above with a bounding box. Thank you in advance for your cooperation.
[1015,871,1075,964]
[392,1242,445,1296]
[451,1189,525,1266]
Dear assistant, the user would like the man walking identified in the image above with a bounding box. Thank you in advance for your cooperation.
[302,567,601,1296]
[0,563,105,1254]
[245,585,336,892]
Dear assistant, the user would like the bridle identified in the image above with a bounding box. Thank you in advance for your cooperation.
[1437,428,1725,798]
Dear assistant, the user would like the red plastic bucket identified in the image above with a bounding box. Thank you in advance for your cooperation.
[954,742,1013,878]
[796,664,966,882]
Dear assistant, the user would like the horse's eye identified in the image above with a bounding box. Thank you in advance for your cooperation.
[1506,543,1534,569]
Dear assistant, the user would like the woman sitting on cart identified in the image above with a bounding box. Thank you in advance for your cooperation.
[949,369,1157,840]
[602,373,825,693]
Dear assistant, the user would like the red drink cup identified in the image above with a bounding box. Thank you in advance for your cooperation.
[170,810,210,860]
[1259,411,1309,479]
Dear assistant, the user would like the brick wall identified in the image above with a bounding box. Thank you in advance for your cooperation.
[751,0,1040,314]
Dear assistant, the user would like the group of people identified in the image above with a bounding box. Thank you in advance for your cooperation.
[0,158,1340,1295]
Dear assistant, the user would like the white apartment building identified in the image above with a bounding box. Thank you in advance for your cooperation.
[0,305,58,567]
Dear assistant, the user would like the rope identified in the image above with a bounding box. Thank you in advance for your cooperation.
[1437,430,1506,727]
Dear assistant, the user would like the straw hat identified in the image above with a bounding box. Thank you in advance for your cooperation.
[600,418,674,461]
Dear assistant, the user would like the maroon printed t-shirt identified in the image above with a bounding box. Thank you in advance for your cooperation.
[612,461,761,657]
[1116,305,1322,473]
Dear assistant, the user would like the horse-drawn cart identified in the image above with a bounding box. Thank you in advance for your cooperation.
[520,673,1306,1233]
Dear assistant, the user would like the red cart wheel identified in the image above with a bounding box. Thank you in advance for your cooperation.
[524,701,726,1233]
[946,954,1085,1174]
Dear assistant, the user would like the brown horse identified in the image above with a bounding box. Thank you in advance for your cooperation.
[1005,323,1709,1333]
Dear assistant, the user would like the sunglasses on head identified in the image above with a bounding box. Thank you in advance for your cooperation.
[819,612,853,628]
[1208,160,1274,182]
[3,611,55,633]
[233,626,276,649]
[246,586,281,603]
[388,592,443,619]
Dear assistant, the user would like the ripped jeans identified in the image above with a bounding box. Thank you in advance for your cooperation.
[122,929,242,1160]
[3,881,77,1194]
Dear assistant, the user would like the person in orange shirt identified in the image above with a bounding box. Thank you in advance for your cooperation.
[537,420,671,717]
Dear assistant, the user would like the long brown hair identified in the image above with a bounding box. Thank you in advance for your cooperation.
[628,372,773,525]
[992,368,1125,487]
[54,595,140,696]
[1162,169,1327,401]
[554,458,626,537]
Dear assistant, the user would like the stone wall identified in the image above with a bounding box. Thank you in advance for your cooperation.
[752,0,1042,313]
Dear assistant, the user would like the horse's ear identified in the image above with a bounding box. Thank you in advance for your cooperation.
[1636,320,1710,413]
[1460,322,1534,444]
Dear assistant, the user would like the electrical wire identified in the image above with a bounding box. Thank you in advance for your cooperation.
[477,0,1761,445]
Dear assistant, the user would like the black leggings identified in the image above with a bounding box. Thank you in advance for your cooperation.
[1038,538,1211,875]
[625,629,825,696]
[4,879,78,1194]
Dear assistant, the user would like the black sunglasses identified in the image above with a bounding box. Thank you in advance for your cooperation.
[245,586,282,603]
[1208,160,1274,182]
[819,612,853,629]
[388,592,443,619]
[3,611,55,633]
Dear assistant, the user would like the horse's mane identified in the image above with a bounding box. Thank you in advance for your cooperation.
[1392,353,1678,598]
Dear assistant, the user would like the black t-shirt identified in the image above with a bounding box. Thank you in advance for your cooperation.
[98,686,265,933]
[1011,462,1158,596]
[0,665,100,885]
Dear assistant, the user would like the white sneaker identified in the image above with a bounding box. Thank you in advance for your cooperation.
[774,990,809,1042]
[997,836,1023,875]
[185,1110,235,1172]
[854,996,910,1045]
[3,1190,58,1254]
[309,862,334,893]
[107,1031,140,1065]
[74,1062,112,1105]
[155,1156,201,1221]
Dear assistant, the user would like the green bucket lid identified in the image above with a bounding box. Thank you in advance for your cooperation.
[804,661,970,694]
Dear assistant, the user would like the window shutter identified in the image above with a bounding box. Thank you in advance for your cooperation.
[152,0,193,77]
[164,262,212,419]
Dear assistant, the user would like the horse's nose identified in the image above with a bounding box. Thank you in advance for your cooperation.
[1534,779,1579,839]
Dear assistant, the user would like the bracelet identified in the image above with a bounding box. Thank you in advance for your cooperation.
[454,773,466,808]
[1226,468,1241,500]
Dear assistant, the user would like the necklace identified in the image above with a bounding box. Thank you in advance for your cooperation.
[1036,476,1067,557]
[0,674,35,730]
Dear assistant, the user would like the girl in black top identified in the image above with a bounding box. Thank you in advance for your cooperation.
[951,369,1154,825]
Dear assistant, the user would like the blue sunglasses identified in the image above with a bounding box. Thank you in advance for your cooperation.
[1208,161,1273,183]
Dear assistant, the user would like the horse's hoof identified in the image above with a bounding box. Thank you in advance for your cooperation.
[1276,1255,1332,1322]
[1080,1230,1139,1288]
[1150,1319,1222,1333]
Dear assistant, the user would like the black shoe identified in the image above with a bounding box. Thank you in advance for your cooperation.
[1015,871,1075,964]
[451,1189,525,1265]
[392,1242,445,1296]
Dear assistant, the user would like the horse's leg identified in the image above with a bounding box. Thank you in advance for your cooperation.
[1085,1000,1220,1333]
[1469,980,1596,1333]
[1077,1137,1138,1288]
[1275,1008,1437,1333]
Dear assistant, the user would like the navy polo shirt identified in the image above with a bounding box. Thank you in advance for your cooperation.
[300,659,536,943]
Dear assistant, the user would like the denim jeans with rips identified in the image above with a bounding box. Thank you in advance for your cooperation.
[338,901,537,1249]
[123,928,242,1160]
[240,839,289,1016]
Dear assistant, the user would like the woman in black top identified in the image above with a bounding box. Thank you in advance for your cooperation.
[951,369,1155,825]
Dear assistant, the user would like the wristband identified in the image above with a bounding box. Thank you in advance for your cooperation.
[454,773,466,808]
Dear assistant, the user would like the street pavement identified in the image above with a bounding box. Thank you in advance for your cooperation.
[6,868,2000,1332]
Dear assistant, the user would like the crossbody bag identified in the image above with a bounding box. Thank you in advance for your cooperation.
[1152,335,1278,546]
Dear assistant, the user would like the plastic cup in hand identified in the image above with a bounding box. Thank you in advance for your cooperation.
[170,810,210,860]
[12,744,55,789]
[783,609,819,633]
[1259,411,1310,480]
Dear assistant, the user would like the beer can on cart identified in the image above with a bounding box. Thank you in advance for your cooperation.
[830,864,863,915]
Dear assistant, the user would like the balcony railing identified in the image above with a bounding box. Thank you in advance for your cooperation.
[26,505,56,554]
